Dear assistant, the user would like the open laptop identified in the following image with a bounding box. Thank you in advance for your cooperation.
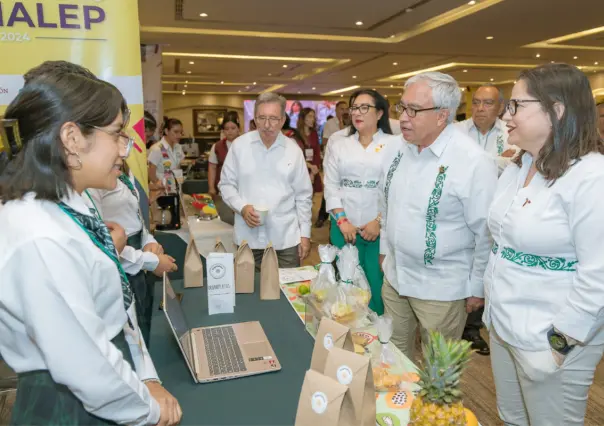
[162,274,281,383]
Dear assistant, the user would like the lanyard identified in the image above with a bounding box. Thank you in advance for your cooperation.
[84,190,102,221]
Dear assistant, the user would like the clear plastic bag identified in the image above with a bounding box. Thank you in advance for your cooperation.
[310,244,338,302]
[370,313,404,391]
[322,245,360,325]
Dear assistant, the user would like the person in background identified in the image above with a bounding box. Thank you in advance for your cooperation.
[208,111,241,199]
[148,117,184,186]
[0,72,180,425]
[144,111,158,149]
[219,92,313,268]
[380,72,497,359]
[324,89,400,315]
[485,64,604,426]
[454,83,516,356]
[289,100,303,128]
[297,108,324,220]
[249,119,257,131]
[322,100,348,147]
[456,84,517,176]
[597,101,604,137]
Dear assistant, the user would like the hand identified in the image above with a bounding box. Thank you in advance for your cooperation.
[146,381,182,426]
[153,254,178,277]
[501,148,516,158]
[298,237,311,260]
[208,187,218,201]
[309,164,319,175]
[339,220,357,244]
[465,297,485,313]
[105,221,127,253]
[359,219,380,242]
[143,242,164,255]
[379,254,385,272]
[241,205,261,228]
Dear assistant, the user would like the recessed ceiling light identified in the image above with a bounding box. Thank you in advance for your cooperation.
[461,88,465,91]
[199,13,208,17]
[352,76,357,79]
[463,69,468,73]
[551,61,555,63]
[245,86,250,89]
[253,82,257,85]
[184,85,188,88]
[578,66,583,69]
[468,0,476,5]
[385,95,388,98]
[340,94,344,97]
[312,87,316,90]
[393,62,398,66]
[390,84,393,87]
[268,73,272,76]
[189,61,195,65]
[535,53,541,58]
[595,61,599,65]
[182,91,186,95]
[574,56,578,59]
[220,81,224,84]
[185,80,189,83]
[355,21,363,26]
[298,91,301,94]
[186,71,191,74]
[405,8,413,13]
[238,90,241,93]
[283,64,288,68]
[490,78,494,81]
[390,34,395,38]
[486,36,494,40]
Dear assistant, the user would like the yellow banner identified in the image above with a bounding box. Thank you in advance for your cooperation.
[0,0,148,189]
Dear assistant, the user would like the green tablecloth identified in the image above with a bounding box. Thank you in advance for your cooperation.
[149,275,314,425]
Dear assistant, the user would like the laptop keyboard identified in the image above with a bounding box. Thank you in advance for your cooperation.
[202,326,248,376]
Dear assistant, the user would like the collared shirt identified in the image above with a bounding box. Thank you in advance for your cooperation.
[380,124,497,301]
[0,191,160,425]
[85,171,159,275]
[455,118,517,175]
[218,130,313,250]
[209,140,232,164]
[322,117,343,141]
[484,152,604,350]
[147,137,185,181]
[324,129,401,227]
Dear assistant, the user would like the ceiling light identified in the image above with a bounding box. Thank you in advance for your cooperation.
[199,13,208,17]
[393,62,398,66]
[490,78,494,81]
[184,85,187,88]
[238,90,241,93]
[312,87,316,90]
[390,34,395,38]
[340,94,344,97]
[486,36,494,40]
[253,82,257,85]
[220,81,224,84]
[468,1,476,5]
[574,56,578,59]
[595,61,599,65]
[405,8,413,13]
[355,21,363,26]
[463,69,468,72]
[535,53,541,58]
[245,86,250,89]
[189,61,195,65]
[352,76,357,79]
[186,71,191,74]
[390,84,393,87]
[268,73,272,76]
[514,80,517,83]
[385,95,388,98]
[551,61,555,63]
[182,91,186,95]
[461,88,465,91]
[283,64,288,68]
[185,80,189,83]
[298,91,301,94]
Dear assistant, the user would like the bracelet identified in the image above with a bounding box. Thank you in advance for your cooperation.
[143,378,162,385]
[337,218,349,226]
[334,211,346,220]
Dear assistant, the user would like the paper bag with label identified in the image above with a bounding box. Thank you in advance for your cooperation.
[310,318,354,372]
[235,241,255,293]
[294,369,355,426]
[207,253,235,315]
[214,238,227,253]
[184,237,204,288]
[260,243,280,300]
[324,347,376,426]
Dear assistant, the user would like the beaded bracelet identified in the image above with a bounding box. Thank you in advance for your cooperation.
[337,217,349,226]
[334,211,346,220]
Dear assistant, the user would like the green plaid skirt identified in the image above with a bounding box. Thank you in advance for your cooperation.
[11,331,134,425]
[126,232,154,347]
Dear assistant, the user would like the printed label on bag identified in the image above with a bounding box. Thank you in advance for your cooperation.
[311,392,328,414]
[336,365,353,385]
[323,333,334,350]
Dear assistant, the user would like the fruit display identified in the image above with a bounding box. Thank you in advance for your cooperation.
[373,363,405,391]
[329,301,356,325]
[297,284,310,296]
[310,245,338,302]
[190,194,218,216]
[409,331,474,426]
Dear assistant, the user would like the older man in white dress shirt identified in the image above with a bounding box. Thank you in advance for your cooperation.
[379,72,498,359]
[219,92,313,268]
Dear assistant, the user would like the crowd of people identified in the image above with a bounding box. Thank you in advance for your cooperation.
[0,59,604,425]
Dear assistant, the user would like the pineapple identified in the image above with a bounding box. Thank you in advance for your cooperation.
[409,331,474,426]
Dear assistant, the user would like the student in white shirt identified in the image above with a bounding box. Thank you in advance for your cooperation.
[380,72,497,359]
[0,72,180,425]
[219,92,313,268]
[324,89,401,315]
[322,100,348,143]
[147,117,185,185]
[484,63,604,425]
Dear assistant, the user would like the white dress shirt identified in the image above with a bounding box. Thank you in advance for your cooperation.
[322,117,343,141]
[218,130,313,250]
[0,191,160,425]
[324,129,401,227]
[147,137,185,182]
[85,171,159,275]
[455,118,517,175]
[484,152,604,350]
[380,124,498,301]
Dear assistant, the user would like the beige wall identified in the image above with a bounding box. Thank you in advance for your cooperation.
[590,72,604,102]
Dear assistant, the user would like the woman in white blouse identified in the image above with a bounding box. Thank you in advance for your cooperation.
[0,73,180,424]
[147,117,184,186]
[324,89,401,315]
[484,63,604,425]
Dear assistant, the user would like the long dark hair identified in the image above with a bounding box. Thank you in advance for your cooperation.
[347,89,392,136]
[297,107,316,146]
[221,111,240,130]
[513,63,603,183]
[0,74,127,202]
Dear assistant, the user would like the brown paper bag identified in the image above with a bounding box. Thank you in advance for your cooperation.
[324,347,376,426]
[260,243,280,300]
[214,238,227,253]
[294,369,355,426]
[184,237,203,288]
[310,318,354,373]
[235,240,255,293]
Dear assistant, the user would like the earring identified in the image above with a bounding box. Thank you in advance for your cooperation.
[66,151,83,170]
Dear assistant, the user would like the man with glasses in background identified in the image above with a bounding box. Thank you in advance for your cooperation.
[379,72,498,359]
[220,92,313,268]
[455,83,516,355]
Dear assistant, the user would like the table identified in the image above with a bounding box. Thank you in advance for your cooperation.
[149,276,315,426]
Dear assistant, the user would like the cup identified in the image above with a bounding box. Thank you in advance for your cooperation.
[255,206,268,225]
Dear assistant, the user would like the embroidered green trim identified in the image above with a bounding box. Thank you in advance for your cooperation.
[424,165,448,265]
[341,179,380,189]
[492,243,577,271]
[384,151,403,207]
[496,135,504,156]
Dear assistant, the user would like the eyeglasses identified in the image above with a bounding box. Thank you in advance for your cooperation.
[255,116,282,125]
[395,102,440,118]
[91,126,135,158]
[349,104,377,115]
[506,99,540,116]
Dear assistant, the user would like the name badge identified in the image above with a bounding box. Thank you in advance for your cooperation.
[305,149,314,161]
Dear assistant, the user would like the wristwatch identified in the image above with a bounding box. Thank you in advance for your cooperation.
[547,327,575,355]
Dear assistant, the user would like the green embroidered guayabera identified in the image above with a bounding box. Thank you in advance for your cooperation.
[491,243,577,271]
[424,165,449,265]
